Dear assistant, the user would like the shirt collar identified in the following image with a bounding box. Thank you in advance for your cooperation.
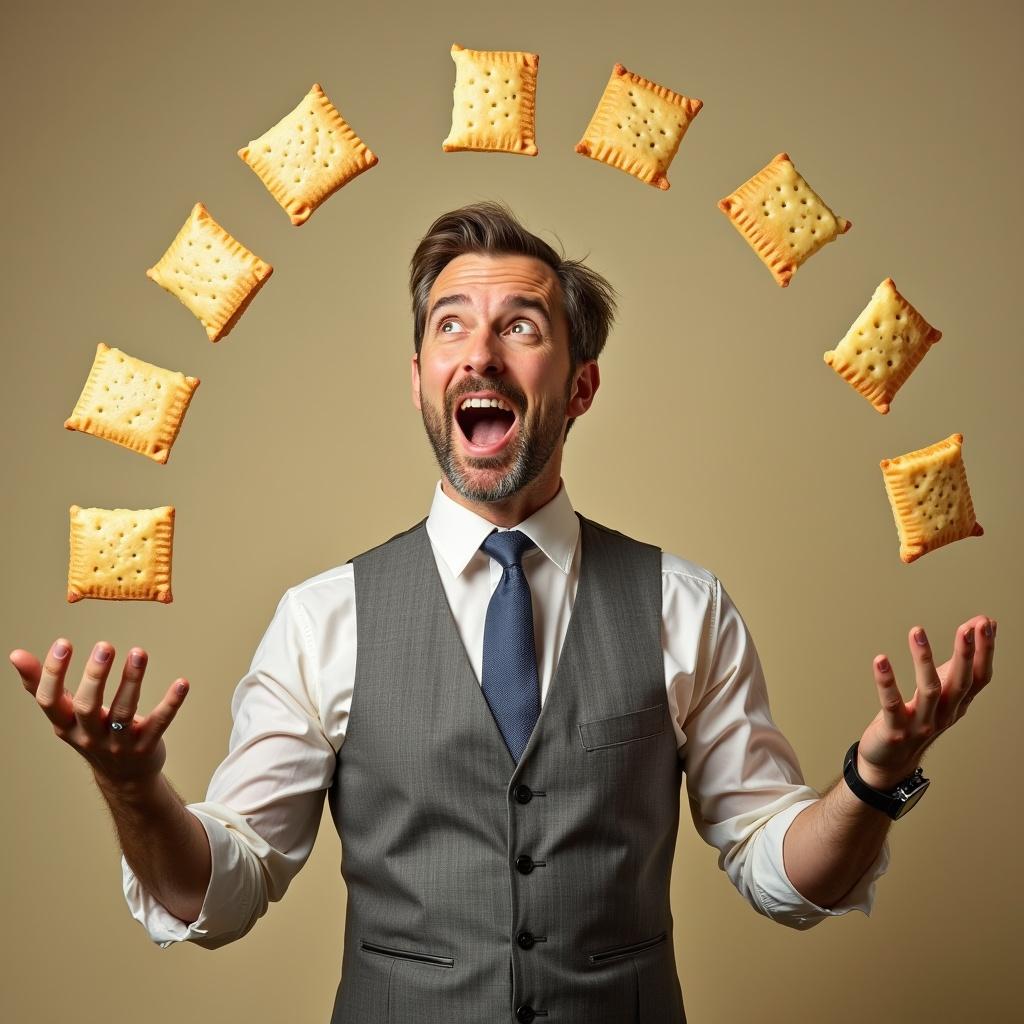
[426,478,579,578]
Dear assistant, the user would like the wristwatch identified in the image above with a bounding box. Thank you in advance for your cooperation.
[842,741,930,820]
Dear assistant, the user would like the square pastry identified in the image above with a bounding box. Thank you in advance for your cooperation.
[575,63,702,190]
[146,202,273,342]
[67,505,175,603]
[718,152,851,286]
[880,433,984,564]
[64,343,200,463]
[239,82,379,225]
[442,43,540,155]
[824,278,942,414]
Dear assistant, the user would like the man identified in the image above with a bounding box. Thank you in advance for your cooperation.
[12,202,996,1023]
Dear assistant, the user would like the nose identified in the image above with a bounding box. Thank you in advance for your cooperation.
[462,324,505,376]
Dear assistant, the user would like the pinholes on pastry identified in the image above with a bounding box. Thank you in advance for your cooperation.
[824,278,941,414]
[879,433,984,564]
[64,343,200,463]
[146,202,273,342]
[442,43,540,156]
[575,63,702,190]
[718,152,851,286]
[238,82,379,225]
[67,505,175,603]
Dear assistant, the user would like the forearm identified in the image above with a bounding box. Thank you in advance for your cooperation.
[782,773,892,909]
[94,771,212,924]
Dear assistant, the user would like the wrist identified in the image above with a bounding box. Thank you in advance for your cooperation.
[844,741,930,820]
[856,752,916,792]
[93,769,164,808]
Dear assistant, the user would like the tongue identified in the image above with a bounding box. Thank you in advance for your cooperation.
[469,414,510,447]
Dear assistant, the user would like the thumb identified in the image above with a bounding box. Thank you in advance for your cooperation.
[9,649,43,692]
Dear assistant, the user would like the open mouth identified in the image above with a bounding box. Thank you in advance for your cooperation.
[454,401,518,453]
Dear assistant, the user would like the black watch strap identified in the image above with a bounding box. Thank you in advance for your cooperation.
[842,741,930,820]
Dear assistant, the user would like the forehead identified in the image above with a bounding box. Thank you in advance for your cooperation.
[428,252,564,322]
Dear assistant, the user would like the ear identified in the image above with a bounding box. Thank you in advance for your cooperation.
[411,352,421,411]
[568,361,600,418]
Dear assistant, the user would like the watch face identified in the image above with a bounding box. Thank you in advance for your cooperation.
[893,781,929,819]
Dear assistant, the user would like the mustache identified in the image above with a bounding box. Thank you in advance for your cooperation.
[446,378,526,412]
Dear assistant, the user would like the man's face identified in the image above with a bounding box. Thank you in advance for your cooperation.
[411,252,577,504]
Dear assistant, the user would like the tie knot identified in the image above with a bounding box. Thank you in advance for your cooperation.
[481,529,536,571]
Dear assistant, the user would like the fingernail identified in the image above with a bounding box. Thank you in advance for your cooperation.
[965,628,974,645]
[53,642,69,659]
[94,645,112,663]
[915,629,928,645]
[983,622,992,638]
[878,658,890,673]
[131,651,146,668]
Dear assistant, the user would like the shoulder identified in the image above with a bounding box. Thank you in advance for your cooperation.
[270,562,356,640]
[579,517,715,584]
[580,515,659,552]
[577,514,719,597]
[659,551,720,632]
[660,550,717,593]
[289,561,355,596]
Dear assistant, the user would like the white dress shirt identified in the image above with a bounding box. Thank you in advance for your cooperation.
[123,479,889,949]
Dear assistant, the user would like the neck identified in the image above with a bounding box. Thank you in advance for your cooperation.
[441,468,563,528]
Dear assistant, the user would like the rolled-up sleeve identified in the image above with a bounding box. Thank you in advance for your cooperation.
[748,797,890,929]
[121,588,338,948]
[668,570,889,930]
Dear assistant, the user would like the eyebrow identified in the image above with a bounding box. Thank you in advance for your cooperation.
[427,293,554,332]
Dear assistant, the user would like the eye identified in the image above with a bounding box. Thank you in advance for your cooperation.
[507,319,540,335]
[437,316,465,334]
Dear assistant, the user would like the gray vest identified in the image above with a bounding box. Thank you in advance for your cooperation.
[328,514,686,1024]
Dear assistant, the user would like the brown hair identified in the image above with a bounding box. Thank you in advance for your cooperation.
[409,200,618,438]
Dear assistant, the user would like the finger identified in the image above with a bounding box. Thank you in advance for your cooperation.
[138,678,190,745]
[935,622,978,724]
[962,616,996,711]
[908,627,942,725]
[106,648,148,731]
[74,642,116,735]
[10,648,43,693]
[14,641,77,729]
[873,655,908,731]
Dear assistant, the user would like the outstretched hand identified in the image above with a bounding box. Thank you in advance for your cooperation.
[10,639,189,788]
[856,615,997,790]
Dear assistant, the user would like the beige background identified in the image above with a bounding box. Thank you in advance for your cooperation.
[2,0,1021,1021]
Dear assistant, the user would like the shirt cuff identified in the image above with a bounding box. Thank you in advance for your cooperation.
[749,798,892,930]
[120,807,264,950]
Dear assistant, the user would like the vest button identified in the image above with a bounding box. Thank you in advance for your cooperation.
[516,930,535,949]
[515,1005,536,1023]
[515,855,535,874]
[514,784,533,804]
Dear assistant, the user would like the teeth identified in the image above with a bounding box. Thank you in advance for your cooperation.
[459,397,513,412]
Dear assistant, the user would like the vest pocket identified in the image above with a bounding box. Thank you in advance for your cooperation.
[589,933,667,962]
[587,930,668,965]
[360,939,455,968]
[578,703,667,751]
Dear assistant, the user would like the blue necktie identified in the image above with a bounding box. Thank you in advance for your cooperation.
[480,529,541,763]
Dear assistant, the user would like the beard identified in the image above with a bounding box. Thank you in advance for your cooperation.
[419,373,571,503]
